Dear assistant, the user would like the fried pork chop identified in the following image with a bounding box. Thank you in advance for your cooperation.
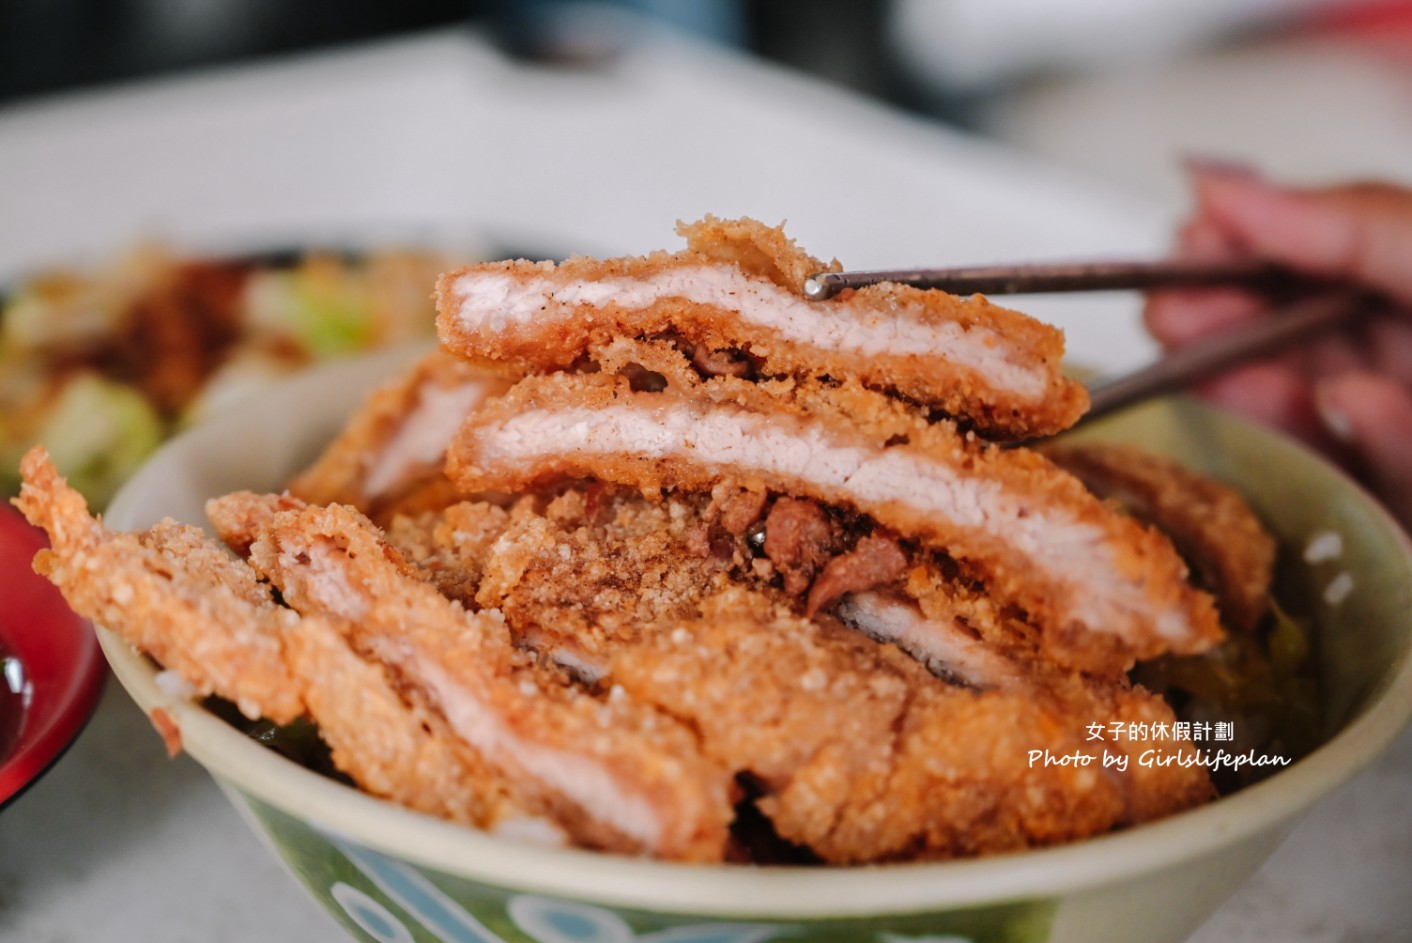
[205,476,1216,861]
[15,447,302,723]
[608,587,1212,862]
[380,482,1213,861]
[287,350,506,524]
[232,495,735,861]
[436,217,1088,439]
[14,214,1268,866]
[16,448,550,834]
[445,371,1223,675]
[1042,441,1276,632]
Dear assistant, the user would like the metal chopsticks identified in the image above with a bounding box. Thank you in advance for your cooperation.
[802,259,1372,427]
[1083,289,1371,423]
[801,259,1283,300]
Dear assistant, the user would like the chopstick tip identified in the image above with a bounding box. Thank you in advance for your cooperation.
[803,272,842,300]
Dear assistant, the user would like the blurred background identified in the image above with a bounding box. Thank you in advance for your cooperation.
[4,0,1412,209]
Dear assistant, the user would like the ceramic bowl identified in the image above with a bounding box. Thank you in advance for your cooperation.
[97,349,1412,943]
[0,503,107,808]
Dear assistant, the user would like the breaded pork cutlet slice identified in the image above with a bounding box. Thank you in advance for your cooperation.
[14,447,302,723]
[205,489,553,832]
[446,372,1223,676]
[608,588,1212,863]
[16,458,551,832]
[287,350,507,524]
[375,482,1031,689]
[435,217,1088,439]
[214,485,731,687]
[238,496,734,861]
[282,612,560,838]
[1043,441,1276,632]
[834,590,1032,691]
[381,477,1046,693]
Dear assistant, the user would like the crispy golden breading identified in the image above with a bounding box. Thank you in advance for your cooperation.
[1042,441,1276,632]
[14,447,302,722]
[205,489,307,556]
[243,498,734,861]
[608,588,1211,862]
[473,489,735,676]
[435,217,1088,439]
[869,671,1213,859]
[284,612,552,833]
[381,483,1003,689]
[382,499,514,606]
[447,371,1223,676]
[15,211,1279,866]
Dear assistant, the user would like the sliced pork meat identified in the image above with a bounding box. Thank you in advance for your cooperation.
[283,612,559,836]
[436,217,1088,439]
[607,587,1212,862]
[446,372,1224,675]
[14,447,303,723]
[834,591,1030,691]
[241,497,734,861]
[287,350,506,523]
[1043,441,1276,632]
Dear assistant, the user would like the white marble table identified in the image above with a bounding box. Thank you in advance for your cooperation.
[0,28,1407,943]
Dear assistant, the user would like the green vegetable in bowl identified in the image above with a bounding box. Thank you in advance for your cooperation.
[0,372,163,509]
[1,245,464,508]
[244,265,377,358]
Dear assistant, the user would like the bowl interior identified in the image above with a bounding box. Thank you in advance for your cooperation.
[0,504,107,807]
[97,350,1412,917]
[1067,401,1412,739]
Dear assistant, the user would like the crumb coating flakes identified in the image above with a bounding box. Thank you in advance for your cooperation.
[447,371,1223,677]
[435,216,1087,439]
[12,217,1261,865]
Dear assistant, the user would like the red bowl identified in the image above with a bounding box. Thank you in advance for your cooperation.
[0,503,107,807]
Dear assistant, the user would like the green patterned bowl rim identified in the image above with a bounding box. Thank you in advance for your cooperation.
[97,348,1412,921]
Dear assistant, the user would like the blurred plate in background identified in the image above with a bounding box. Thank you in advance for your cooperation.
[0,243,487,508]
